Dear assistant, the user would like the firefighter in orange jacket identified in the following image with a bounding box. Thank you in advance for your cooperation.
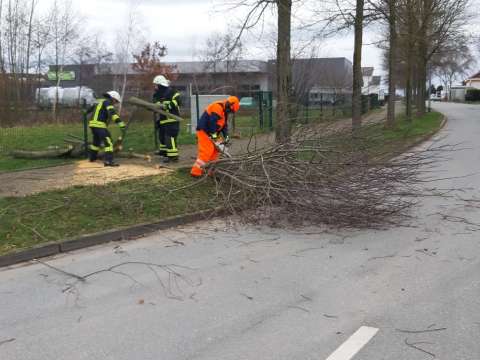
[190,96,240,177]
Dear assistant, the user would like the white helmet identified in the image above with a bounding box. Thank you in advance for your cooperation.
[153,75,170,87]
[106,91,122,103]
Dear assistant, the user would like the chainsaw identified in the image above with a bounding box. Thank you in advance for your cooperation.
[211,136,232,158]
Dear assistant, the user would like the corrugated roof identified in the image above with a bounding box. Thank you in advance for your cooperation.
[167,60,268,73]
[93,60,268,75]
[467,71,480,79]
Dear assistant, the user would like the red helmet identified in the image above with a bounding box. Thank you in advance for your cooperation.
[227,96,240,113]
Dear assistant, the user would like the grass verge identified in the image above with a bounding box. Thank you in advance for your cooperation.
[0,111,443,256]
[0,106,367,173]
[0,168,216,255]
[363,111,443,156]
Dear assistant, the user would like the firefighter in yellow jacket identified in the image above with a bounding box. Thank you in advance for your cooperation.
[87,91,126,167]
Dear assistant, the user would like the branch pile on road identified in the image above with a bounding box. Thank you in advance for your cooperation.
[206,124,446,229]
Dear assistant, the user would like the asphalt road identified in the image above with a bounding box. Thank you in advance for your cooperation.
[1,102,480,360]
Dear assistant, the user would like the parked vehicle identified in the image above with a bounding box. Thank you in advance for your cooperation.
[35,86,96,108]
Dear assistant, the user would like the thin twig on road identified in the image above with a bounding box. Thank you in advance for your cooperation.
[0,338,15,347]
[404,338,436,358]
[35,259,87,282]
[396,327,447,334]
[288,305,310,313]
[368,253,398,261]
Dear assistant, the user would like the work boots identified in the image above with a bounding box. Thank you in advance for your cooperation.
[161,157,179,164]
[104,152,119,167]
[88,150,98,162]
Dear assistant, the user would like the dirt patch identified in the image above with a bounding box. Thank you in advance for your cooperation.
[0,160,171,197]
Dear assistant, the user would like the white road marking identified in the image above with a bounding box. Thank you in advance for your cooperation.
[325,326,379,360]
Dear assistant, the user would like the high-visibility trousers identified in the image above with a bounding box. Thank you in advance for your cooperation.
[191,130,219,177]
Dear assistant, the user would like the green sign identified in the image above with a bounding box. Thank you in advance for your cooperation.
[47,71,76,81]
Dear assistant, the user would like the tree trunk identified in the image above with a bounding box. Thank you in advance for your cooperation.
[416,56,427,116]
[386,0,396,128]
[25,0,36,76]
[275,0,292,143]
[405,0,413,122]
[351,0,364,133]
[416,0,432,117]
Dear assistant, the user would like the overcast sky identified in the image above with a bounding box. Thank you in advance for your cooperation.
[39,0,479,77]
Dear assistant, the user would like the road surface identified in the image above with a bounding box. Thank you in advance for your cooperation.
[1,102,479,359]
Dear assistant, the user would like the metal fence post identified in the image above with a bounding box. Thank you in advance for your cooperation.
[258,91,264,129]
[305,95,309,123]
[268,91,273,130]
[195,93,200,132]
[320,94,323,120]
[82,99,88,158]
[333,93,336,118]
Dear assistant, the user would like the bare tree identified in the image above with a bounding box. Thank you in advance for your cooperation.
[49,0,80,120]
[275,0,292,142]
[32,13,53,102]
[434,39,474,99]
[351,0,364,132]
[24,0,37,76]
[73,33,113,104]
[114,0,145,113]
[414,0,470,115]
[216,0,292,142]
[385,0,397,126]
[200,31,244,93]
[132,42,176,96]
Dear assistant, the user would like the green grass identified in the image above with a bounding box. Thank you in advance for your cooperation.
[0,110,444,256]
[0,106,359,172]
[0,157,74,172]
[350,111,443,159]
[379,111,442,141]
[0,120,197,172]
[0,168,216,255]
[0,113,266,172]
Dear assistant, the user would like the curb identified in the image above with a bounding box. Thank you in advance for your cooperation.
[407,114,448,150]
[383,113,447,160]
[0,208,224,268]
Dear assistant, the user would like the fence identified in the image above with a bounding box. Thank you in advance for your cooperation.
[0,91,382,171]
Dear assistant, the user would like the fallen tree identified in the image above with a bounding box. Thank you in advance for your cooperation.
[127,97,185,122]
[10,146,74,159]
[205,121,447,229]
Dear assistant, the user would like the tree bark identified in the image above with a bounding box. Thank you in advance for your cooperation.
[275,0,292,143]
[352,0,364,133]
[416,54,427,116]
[386,0,396,128]
[405,0,413,122]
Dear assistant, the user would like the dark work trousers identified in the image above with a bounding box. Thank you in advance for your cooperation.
[157,121,179,159]
[156,120,167,155]
[89,127,114,163]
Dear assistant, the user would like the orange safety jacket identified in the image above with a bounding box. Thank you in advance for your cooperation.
[196,101,228,138]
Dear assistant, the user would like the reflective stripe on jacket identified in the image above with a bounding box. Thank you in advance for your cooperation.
[152,87,181,124]
[88,99,125,128]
